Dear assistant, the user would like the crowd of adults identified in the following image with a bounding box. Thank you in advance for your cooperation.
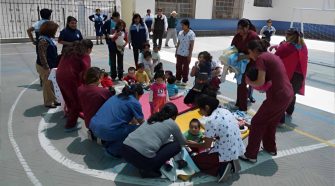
[27,7,308,182]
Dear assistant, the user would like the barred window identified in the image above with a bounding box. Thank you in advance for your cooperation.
[254,0,272,7]
[212,0,244,19]
[155,0,195,18]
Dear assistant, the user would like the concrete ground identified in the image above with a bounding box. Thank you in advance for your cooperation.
[0,35,334,186]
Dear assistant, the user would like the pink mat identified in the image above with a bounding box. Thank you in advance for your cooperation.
[139,93,195,120]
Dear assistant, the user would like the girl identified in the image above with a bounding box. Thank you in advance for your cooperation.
[231,18,260,110]
[149,72,169,114]
[240,40,293,162]
[142,51,154,80]
[187,96,245,183]
[56,39,93,132]
[58,16,83,53]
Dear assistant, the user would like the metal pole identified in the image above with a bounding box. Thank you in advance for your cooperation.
[37,5,40,20]
[63,8,65,28]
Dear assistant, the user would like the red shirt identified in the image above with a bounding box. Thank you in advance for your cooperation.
[123,75,137,85]
[101,76,113,88]
[256,52,293,101]
[78,85,112,128]
[231,30,260,54]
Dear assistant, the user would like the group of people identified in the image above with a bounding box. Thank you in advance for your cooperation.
[27,7,308,183]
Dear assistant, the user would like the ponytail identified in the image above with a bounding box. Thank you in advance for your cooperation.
[247,39,270,53]
[147,103,178,124]
[63,39,93,57]
[118,83,144,99]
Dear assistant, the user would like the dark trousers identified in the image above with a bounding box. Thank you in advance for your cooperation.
[245,95,293,159]
[236,73,248,111]
[132,47,141,68]
[280,73,304,123]
[184,89,202,105]
[153,31,164,49]
[248,86,254,99]
[176,55,191,83]
[108,44,123,79]
[192,152,230,176]
[121,141,181,172]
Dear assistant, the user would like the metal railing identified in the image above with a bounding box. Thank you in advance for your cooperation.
[0,0,116,39]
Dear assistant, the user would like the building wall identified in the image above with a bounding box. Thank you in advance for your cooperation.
[242,0,335,25]
[195,0,213,19]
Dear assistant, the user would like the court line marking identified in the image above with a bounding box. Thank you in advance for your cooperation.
[7,78,42,186]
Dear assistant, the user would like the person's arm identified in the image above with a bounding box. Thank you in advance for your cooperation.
[37,39,50,70]
[164,15,168,32]
[246,69,266,87]
[103,14,108,21]
[175,39,180,58]
[124,31,128,47]
[145,72,150,84]
[130,101,145,124]
[190,61,199,77]
[188,38,195,61]
[260,26,265,37]
[171,122,187,145]
[27,27,36,44]
[144,23,149,42]
[186,137,213,148]
[88,15,95,22]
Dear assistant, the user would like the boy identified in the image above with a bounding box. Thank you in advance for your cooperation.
[123,67,137,85]
[135,63,150,87]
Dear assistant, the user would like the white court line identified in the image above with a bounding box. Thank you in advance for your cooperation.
[159,50,335,114]
[7,78,42,186]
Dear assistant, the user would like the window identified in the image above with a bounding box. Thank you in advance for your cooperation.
[254,0,272,7]
[212,0,244,19]
[155,0,195,18]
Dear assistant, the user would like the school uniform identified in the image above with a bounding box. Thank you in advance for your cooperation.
[144,14,154,31]
[58,27,83,52]
[260,25,276,42]
[152,14,168,49]
[103,19,124,79]
[244,52,293,159]
[56,54,91,129]
[90,95,144,156]
[77,85,112,128]
[129,23,149,67]
[88,13,107,36]
[231,30,260,111]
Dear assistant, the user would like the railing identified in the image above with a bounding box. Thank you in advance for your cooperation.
[0,0,116,39]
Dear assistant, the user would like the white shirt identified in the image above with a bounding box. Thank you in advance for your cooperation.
[204,107,245,162]
[115,31,126,46]
[260,25,276,37]
[176,30,195,57]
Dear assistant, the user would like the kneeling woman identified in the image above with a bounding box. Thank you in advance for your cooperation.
[121,103,186,178]
[187,96,245,183]
[89,84,144,157]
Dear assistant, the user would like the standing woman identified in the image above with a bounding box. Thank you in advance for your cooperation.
[89,8,108,45]
[36,21,59,108]
[239,40,293,162]
[231,18,260,111]
[128,13,149,68]
[56,39,94,132]
[90,84,145,158]
[273,28,308,121]
[121,103,186,178]
[58,16,83,53]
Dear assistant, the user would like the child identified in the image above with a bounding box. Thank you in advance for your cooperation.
[138,43,151,64]
[113,21,127,55]
[167,75,182,100]
[210,60,222,92]
[142,51,154,80]
[189,51,212,89]
[165,70,173,80]
[123,67,137,85]
[152,45,161,66]
[100,70,115,95]
[149,71,169,114]
[135,63,150,87]
[184,118,204,154]
[154,62,164,74]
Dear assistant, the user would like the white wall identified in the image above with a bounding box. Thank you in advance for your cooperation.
[135,0,155,18]
[242,0,335,25]
[195,0,213,19]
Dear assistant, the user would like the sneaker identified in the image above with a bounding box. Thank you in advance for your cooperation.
[217,163,232,183]
[232,159,241,173]
[239,155,257,163]
[261,147,277,156]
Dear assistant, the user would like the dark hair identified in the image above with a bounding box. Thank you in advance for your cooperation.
[147,9,151,13]
[131,13,144,25]
[138,63,145,69]
[196,95,219,116]
[167,75,176,84]
[180,19,190,28]
[286,28,305,45]
[40,8,52,19]
[115,21,124,31]
[118,83,144,99]
[154,71,165,80]
[112,12,120,18]
[237,18,256,32]
[267,19,272,23]
[143,51,152,59]
[165,70,173,77]
[96,8,101,12]
[154,62,163,73]
[128,67,136,72]
[247,39,270,53]
[84,67,102,84]
[198,51,212,62]
[147,103,178,124]
[189,118,201,128]
[63,39,94,57]
[66,16,77,28]
[39,21,58,38]
[143,43,150,49]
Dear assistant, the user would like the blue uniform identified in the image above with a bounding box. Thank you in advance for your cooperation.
[90,95,144,156]
[58,27,83,51]
[89,13,107,36]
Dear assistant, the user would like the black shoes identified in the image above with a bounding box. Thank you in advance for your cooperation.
[239,154,257,163]
[217,162,232,183]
